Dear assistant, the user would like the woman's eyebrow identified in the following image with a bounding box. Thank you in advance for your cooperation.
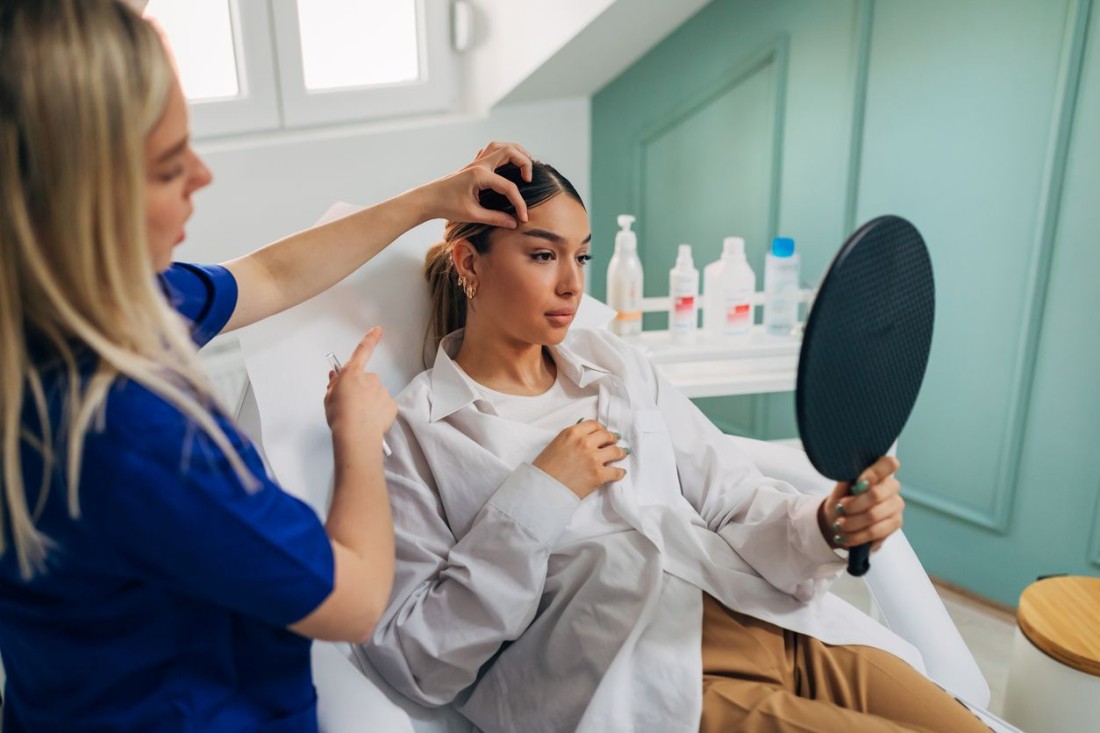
[523,229,593,245]
[156,136,189,164]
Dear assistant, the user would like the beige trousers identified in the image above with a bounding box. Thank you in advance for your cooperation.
[700,595,991,732]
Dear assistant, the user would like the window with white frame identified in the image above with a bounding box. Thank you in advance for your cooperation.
[144,0,457,138]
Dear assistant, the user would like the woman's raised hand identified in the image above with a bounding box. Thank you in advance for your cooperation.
[818,455,904,552]
[324,327,396,448]
[418,141,534,229]
[533,420,628,500]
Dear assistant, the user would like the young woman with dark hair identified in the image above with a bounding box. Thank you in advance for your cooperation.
[362,162,990,732]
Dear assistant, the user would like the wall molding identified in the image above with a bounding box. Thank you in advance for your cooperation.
[1090,479,1100,568]
[629,35,790,246]
[843,0,875,235]
[894,0,1093,532]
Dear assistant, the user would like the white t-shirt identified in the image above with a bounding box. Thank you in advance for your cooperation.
[468,369,599,432]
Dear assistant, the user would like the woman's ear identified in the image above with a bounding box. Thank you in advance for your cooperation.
[451,239,479,281]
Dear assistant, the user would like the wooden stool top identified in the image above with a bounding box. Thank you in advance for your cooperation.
[1018,576,1100,677]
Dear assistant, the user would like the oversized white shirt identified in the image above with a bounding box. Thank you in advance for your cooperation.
[359,328,923,733]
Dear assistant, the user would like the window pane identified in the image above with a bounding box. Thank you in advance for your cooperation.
[145,0,240,101]
[296,0,420,91]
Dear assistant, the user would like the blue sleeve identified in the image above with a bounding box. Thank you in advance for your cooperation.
[81,389,335,628]
[160,263,238,347]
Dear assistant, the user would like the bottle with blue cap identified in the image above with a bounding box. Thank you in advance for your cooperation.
[763,236,800,337]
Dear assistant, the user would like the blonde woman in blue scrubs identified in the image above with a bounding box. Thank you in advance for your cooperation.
[0,1,532,730]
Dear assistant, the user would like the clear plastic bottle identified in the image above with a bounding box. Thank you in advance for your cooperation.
[703,236,756,340]
[668,243,699,344]
[606,215,644,336]
[763,236,800,337]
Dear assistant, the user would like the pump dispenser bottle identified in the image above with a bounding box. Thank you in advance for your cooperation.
[763,236,801,336]
[606,215,644,336]
[668,244,699,344]
[704,236,756,340]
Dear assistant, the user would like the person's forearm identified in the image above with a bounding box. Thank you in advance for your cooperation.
[328,433,395,602]
[222,185,432,331]
[321,429,396,638]
[286,431,396,643]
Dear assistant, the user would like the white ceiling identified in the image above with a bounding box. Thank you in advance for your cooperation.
[461,0,712,111]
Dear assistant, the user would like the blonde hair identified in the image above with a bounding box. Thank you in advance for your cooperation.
[422,161,583,360]
[0,0,252,579]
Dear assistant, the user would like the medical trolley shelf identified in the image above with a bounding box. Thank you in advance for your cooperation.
[622,291,812,399]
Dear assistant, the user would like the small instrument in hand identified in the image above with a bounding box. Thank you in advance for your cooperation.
[326,352,393,457]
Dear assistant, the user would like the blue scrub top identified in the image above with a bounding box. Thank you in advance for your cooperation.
[0,264,335,732]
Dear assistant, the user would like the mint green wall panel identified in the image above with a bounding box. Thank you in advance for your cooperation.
[855,0,1069,537]
[593,0,1098,605]
[635,46,782,434]
[1002,0,1100,581]
[902,0,1100,603]
[639,49,778,304]
[592,0,864,438]
[592,0,862,294]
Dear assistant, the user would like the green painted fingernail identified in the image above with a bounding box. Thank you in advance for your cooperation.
[835,503,846,516]
[623,447,631,455]
[833,533,846,546]
[832,521,842,533]
[575,418,584,424]
[613,432,621,439]
[851,479,870,495]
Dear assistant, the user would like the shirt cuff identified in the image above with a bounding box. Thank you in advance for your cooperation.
[793,494,848,567]
[487,463,579,547]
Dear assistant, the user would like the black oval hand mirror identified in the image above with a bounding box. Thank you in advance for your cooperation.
[795,215,934,577]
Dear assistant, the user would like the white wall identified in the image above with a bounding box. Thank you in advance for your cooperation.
[183,96,591,265]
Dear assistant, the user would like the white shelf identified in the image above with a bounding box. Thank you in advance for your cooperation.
[620,326,802,398]
[621,325,801,364]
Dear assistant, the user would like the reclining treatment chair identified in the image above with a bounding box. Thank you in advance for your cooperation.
[232,204,1020,733]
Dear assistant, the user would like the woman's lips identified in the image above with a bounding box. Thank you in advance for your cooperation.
[545,310,575,327]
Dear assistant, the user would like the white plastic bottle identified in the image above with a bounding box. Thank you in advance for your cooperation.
[703,236,756,340]
[763,236,801,337]
[668,243,699,344]
[606,215,644,336]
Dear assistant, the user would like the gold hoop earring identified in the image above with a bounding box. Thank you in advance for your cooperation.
[458,275,478,300]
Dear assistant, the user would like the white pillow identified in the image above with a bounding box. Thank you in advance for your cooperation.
[238,203,433,514]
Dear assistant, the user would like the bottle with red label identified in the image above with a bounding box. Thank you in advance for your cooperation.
[704,236,756,341]
[668,243,699,344]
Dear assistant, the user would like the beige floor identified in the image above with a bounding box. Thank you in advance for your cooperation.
[830,572,1017,717]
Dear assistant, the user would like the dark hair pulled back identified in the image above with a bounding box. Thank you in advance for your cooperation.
[422,160,583,362]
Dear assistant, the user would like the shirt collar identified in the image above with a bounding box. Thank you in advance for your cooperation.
[550,336,613,389]
[428,329,613,422]
[428,330,488,422]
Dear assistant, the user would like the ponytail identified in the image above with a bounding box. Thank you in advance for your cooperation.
[423,240,466,364]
